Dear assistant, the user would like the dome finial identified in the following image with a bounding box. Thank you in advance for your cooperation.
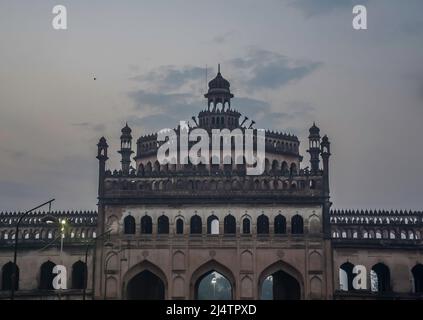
[218,63,220,73]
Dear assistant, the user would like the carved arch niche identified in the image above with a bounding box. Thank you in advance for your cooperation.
[240,250,253,272]
[173,251,185,271]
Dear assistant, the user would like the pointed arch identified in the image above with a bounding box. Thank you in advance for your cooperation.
[242,216,251,234]
[190,215,202,234]
[190,260,236,299]
[291,215,304,234]
[412,264,423,293]
[141,215,152,234]
[258,260,303,300]
[257,214,269,234]
[123,215,135,234]
[274,214,286,234]
[224,214,236,234]
[39,260,56,290]
[72,260,87,289]
[207,215,219,235]
[1,261,19,291]
[175,217,184,234]
[371,263,391,293]
[122,260,168,300]
[157,215,169,234]
[339,262,354,291]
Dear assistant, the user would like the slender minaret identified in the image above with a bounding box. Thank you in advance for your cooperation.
[307,123,321,172]
[321,135,331,195]
[118,123,134,175]
[96,137,108,197]
[320,134,331,238]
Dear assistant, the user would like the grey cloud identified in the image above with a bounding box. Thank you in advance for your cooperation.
[127,59,317,134]
[289,0,369,17]
[212,31,234,44]
[128,90,205,132]
[71,122,106,133]
[130,65,209,91]
[230,97,315,133]
[130,114,181,134]
[227,49,321,91]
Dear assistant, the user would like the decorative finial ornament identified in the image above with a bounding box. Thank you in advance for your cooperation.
[218,63,220,73]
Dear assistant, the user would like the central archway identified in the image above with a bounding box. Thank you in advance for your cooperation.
[126,270,165,300]
[123,261,167,300]
[259,261,303,300]
[190,260,236,299]
[196,270,232,300]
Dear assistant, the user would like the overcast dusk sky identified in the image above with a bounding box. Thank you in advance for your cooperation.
[0,0,422,211]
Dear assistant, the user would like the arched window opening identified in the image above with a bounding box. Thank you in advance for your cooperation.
[141,215,153,234]
[72,261,87,289]
[224,215,236,234]
[190,215,202,234]
[126,270,165,300]
[207,215,219,235]
[290,163,298,175]
[1,262,19,291]
[281,162,288,175]
[371,263,391,293]
[157,215,169,234]
[412,264,423,293]
[339,262,354,291]
[176,218,184,234]
[145,162,152,174]
[291,215,304,234]
[242,218,251,234]
[257,215,269,235]
[274,215,286,234]
[271,160,279,173]
[196,271,232,300]
[261,270,300,300]
[124,215,135,234]
[154,160,160,172]
[39,261,56,290]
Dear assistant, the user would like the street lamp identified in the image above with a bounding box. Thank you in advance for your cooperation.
[10,198,55,300]
[211,277,217,299]
[82,229,112,300]
[41,215,67,259]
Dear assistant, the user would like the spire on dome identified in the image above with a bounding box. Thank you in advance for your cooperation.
[204,64,234,112]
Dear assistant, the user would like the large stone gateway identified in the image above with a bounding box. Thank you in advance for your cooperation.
[0,68,422,300]
[93,67,333,300]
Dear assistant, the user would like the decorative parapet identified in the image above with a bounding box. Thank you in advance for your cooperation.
[0,211,98,245]
[329,209,423,242]
[102,171,324,202]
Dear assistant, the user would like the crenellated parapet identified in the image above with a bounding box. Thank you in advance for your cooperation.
[329,209,423,243]
[101,170,325,205]
[0,210,98,245]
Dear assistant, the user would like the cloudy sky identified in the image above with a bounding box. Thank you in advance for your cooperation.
[0,0,422,212]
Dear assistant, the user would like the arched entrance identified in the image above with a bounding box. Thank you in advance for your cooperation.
[126,270,165,300]
[123,261,167,300]
[190,260,236,299]
[259,261,302,300]
[196,270,232,300]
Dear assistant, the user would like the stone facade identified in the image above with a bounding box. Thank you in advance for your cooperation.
[0,69,422,300]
